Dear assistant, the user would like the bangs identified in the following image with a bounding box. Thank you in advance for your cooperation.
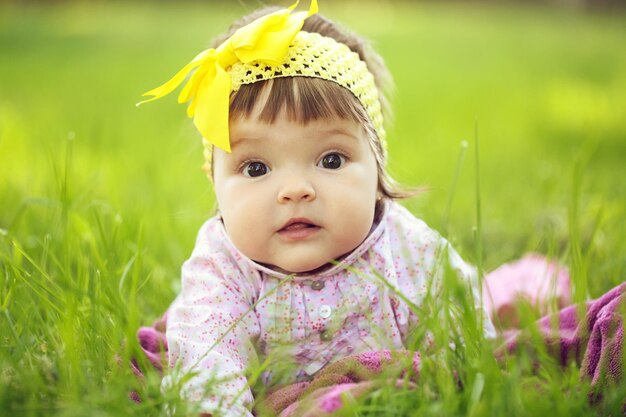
[229,77,365,125]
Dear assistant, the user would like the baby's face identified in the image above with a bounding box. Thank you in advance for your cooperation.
[212,109,379,274]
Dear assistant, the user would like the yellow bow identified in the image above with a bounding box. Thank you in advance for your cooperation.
[137,0,318,152]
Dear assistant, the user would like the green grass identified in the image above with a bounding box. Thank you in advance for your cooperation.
[1,1,626,416]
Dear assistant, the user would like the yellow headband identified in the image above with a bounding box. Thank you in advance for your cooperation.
[138,0,385,158]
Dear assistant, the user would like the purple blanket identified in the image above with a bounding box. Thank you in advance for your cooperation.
[499,282,625,390]
[133,281,625,414]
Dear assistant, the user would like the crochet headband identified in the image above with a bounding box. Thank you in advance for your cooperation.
[138,0,385,164]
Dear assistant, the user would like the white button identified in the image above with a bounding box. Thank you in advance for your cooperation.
[319,304,332,318]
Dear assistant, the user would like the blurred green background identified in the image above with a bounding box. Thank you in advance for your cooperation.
[1,1,626,415]
[3,0,625,281]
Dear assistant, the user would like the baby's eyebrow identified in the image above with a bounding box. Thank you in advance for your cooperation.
[318,132,361,146]
[317,127,360,140]
[229,126,360,150]
[229,135,264,150]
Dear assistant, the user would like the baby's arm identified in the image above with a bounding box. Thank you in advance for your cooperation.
[392,204,495,339]
[163,243,261,417]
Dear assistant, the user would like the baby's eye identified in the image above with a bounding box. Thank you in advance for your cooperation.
[318,153,345,170]
[243,161,269,177]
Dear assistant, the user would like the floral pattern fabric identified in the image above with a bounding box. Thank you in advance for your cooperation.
[163,201,495,416]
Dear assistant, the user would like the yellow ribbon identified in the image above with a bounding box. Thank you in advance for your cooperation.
[137,0,319,152]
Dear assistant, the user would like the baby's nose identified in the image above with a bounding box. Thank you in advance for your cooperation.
[277,176,316,203]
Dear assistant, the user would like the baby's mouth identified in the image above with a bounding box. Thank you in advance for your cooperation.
[278,218,321,238]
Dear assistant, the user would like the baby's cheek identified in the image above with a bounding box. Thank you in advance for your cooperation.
[334,201,375,251]
[222,207,261,256]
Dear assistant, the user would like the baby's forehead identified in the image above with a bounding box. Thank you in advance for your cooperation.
[229,115,365,149]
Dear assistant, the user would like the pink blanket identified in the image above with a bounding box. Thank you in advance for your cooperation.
[482,253,572,328]
[132,255,625,413]
[259,350,420,417]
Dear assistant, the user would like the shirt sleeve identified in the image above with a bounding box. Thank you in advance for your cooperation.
[163,227,261,417]
[389,204,495,341]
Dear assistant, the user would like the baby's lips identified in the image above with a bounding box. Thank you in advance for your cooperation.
[282,222,318,231]
[279,217,319,231]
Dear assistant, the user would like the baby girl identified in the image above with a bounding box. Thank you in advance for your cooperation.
[140,1,494,416]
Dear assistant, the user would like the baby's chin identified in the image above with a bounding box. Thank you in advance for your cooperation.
[257,252,354,276]
[279,262,331,275]
[257,259,329,275]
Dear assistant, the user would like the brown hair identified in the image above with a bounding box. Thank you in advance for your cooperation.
[212,7,414,201]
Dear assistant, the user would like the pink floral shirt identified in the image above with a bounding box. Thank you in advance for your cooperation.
[164,201,495,416]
